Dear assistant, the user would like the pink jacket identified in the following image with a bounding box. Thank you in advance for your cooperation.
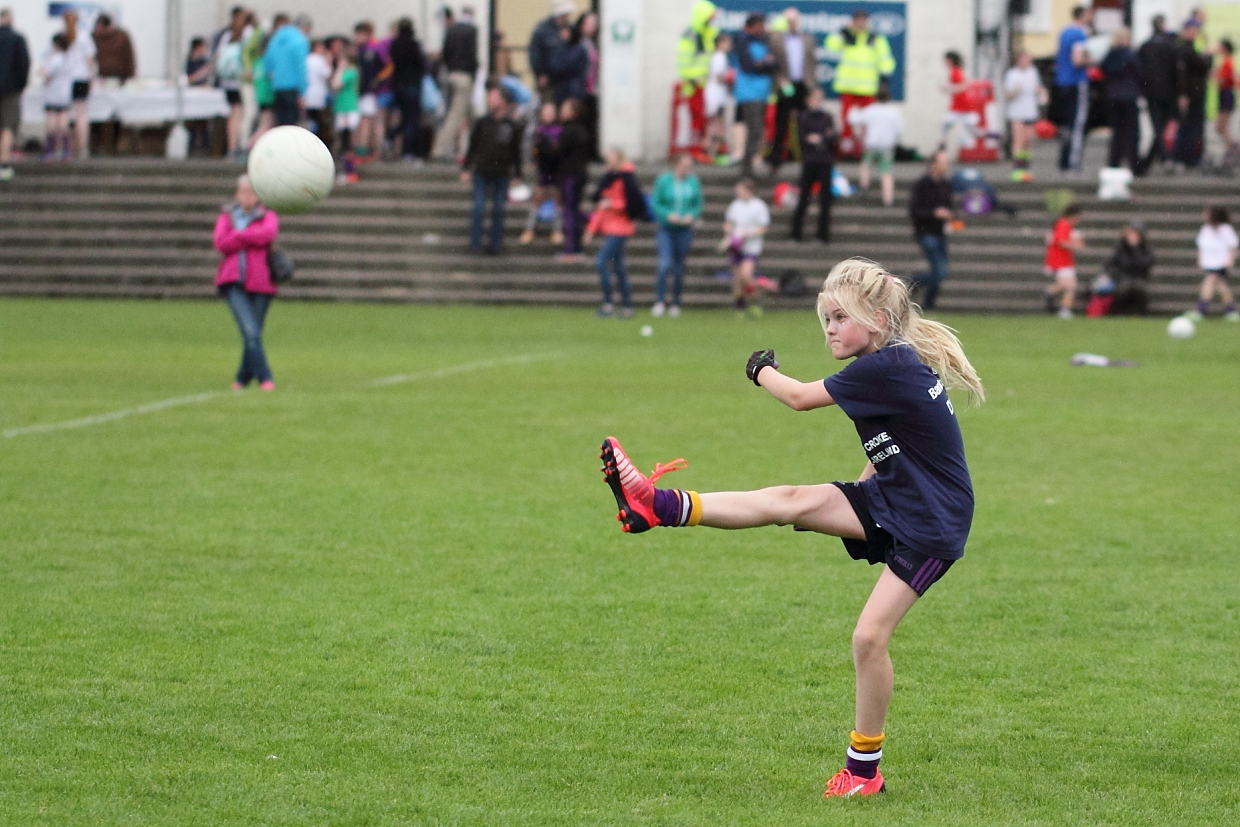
[213,208,280,294]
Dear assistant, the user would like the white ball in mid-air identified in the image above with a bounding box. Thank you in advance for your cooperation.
[1167,315,1196,340]
[247,126,334,214]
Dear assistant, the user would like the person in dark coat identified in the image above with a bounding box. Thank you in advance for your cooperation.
[388,18,426,162]
[1136,14,1180,174]
[790,85,836,244]
[1100,27,1141,169]
[528,1,574,96]
[0,7,31,180]
[1172,19,1212,168]
[554,97,593,261]
[1104,220,1154,315]
[91,14,134,82]
[462,86,524,254]
[907,151,955,310]
[547,21,588,104]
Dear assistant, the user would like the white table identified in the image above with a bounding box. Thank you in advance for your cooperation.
[20,85,231,128]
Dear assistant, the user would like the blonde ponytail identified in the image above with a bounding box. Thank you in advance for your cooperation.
[818,258,985,404]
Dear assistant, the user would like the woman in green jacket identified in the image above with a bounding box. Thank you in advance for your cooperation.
[650,153,703,316]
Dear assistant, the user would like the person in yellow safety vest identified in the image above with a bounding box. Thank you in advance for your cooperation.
[824,9,895,157]
[673,0,718,160]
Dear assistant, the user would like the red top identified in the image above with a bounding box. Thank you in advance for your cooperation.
[585,166,637,238]
[1218,57,1234,91]
[1044,218,1076,270]
[948,66,970,111]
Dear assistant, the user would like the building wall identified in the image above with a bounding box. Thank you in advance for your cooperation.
[601,0,976,162]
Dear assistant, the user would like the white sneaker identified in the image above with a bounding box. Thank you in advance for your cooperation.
[1185,309,1204,322]
[1057,307,1073,319]
[651,302,666,317]
[0,166,13,181]
[1225,310,1240,322]
[668,304,681,318]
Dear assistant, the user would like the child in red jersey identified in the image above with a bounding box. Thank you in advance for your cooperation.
[1044,204,1085,318]
[600,259,985,799]
[940,51,977,156]
[1216,39,1235,147]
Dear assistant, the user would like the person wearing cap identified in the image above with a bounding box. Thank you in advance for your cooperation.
[674,0,718,161]
[1172,17,1212,168]
[433,4,479,160]
[529,1,575,94]
[0,7,30,181]
[265,13,310,126]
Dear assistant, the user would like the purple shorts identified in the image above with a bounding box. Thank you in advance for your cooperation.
[830,481,956,595]
[728,249,759,266]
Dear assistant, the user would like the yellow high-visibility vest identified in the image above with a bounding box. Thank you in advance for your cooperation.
[677,0,718,93]
[823,27,894,97]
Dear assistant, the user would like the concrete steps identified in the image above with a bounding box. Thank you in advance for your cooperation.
[0,157,1219,313]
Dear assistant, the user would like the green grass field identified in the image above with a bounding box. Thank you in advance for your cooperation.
[1,298,1238,826]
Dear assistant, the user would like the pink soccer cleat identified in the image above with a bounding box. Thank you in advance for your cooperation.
[599,437,685,534]
[823,768,885,798]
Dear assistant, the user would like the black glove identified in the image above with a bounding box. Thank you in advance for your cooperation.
[746,349,778,386]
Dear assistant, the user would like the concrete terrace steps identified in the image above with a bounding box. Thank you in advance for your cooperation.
[0,157,1228,312]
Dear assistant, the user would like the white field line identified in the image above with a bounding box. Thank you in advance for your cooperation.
[3,352,558,439]
[3,391,223,439]
[369,352,559,387]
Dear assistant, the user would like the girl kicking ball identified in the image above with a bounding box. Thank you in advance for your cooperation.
[599,258,984,798]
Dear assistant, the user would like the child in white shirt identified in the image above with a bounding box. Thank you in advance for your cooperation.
[41,34,73,161]
[704,33,734,161]
[1003,51,1045,180]
[847,87,903,207]
[1188,205,1240,321]
[721,177,772,315]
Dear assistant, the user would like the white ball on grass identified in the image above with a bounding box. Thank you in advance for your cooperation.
[1167,315,1196,340]
[247,126,335,214]
[640,325,653,337]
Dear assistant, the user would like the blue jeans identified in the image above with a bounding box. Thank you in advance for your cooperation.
[655,224,694,305]
[222,283,274,384]
[470,174,508,251]
[912,234,949,310]
[596,234,631,308]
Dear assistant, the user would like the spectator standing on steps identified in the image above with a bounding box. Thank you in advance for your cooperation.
[0,7,31,181]
[388,18,426,162]
[432,3,478,161]
[1172,18,1212,169]
[823,9,894,158]
[849,85,902,207]
[463,86,523,255]
[790,85,836,244]
[1100,27,1141,171]
[529,1,575,99]
[213,175,280,392]
[733,13,776,177]
[265,14,310,127]
[766,7,818,174]
[555,97,592,262]
[1053,4,1093,172]
[60,9,95,160]
[1136,14,1180,175]
[907,151,955,311]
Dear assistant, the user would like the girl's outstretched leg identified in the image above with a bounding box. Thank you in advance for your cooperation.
[600,436,863,539]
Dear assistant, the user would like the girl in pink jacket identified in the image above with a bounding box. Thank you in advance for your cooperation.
[213,175,280,390]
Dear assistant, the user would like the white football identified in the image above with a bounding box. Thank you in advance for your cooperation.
[247,126,334,214]
[1167,315,1196,340]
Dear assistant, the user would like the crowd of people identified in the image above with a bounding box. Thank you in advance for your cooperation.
[1051,6,1236,175]
[0,6,136,176]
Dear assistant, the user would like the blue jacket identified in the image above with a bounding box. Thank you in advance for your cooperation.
[265,24,309,93]
[734,32,774,103]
